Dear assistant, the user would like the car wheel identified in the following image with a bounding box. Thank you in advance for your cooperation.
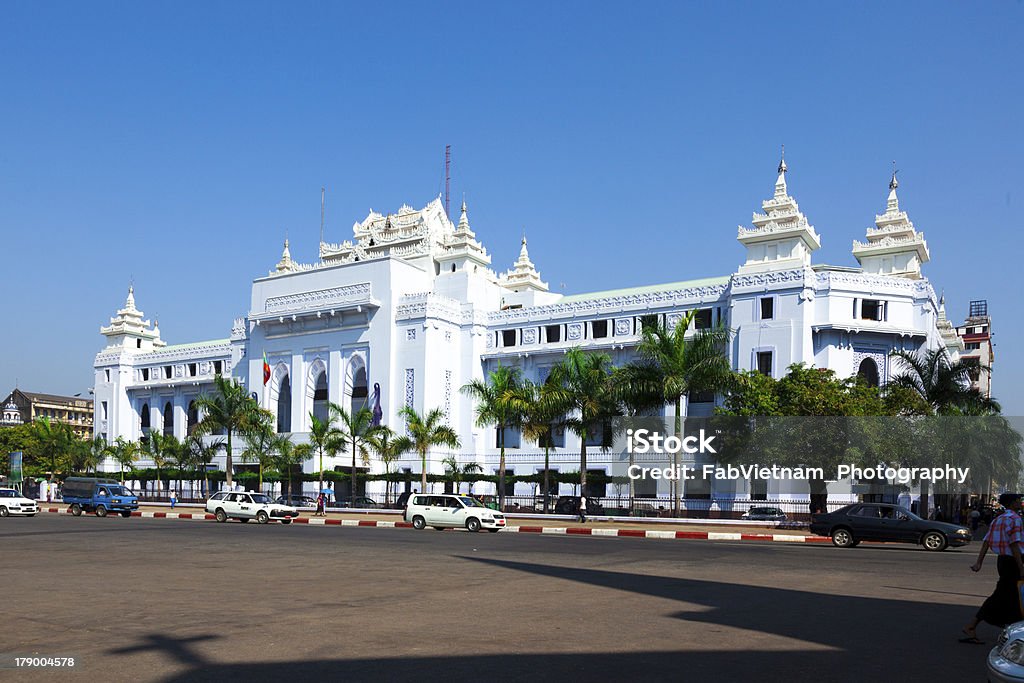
[412,515,426,530]
[831,527,854,548]
[120,510,131,518]
[923,531,947,551]
[256,511,269,524]
[71,504,82,516]
[0,507,7,517]
[215,508,227,523]
[95,505,108,518]
[281,519,292,524]
[466,517,481,533]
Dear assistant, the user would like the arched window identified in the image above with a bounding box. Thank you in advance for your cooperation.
[187,400,199,435]
[350,366,368,415]
[140,403,150,432]
[857,357,880,388]
[277,375,292,433]
[163,402,174,436]
[312,372,328,424]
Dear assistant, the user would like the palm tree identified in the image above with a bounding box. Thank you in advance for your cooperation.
[366,426,412,506]
[548,348,617,500]
[143,431,179,495]
[890,347,1000,516]
[171,436,194,497]
[194,374,265,488]
[399,407,460,494]
[330,404,382,500]
[82,436,109,474]
[619,312,732,515]
[511,378,567,513]
[110,437,139,483]
[185,434,224,497]
[307,413,341,499]
[34,417,73,481]
[241,425,285,492]
[271,436,309,500]
[461,364,524,509]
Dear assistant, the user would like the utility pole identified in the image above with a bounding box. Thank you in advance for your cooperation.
[445,145,451,220]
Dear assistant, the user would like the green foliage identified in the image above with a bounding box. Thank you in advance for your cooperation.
[399,406,460,494]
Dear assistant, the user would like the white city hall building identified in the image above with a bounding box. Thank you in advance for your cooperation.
[92,160,962,500]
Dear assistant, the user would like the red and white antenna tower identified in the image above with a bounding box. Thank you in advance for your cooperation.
[444,144,451,220]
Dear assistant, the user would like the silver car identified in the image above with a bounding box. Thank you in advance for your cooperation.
[988,620,1024,682]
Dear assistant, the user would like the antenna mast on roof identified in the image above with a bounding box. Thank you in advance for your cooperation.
[445,144,451,220]
[320,186,325,248]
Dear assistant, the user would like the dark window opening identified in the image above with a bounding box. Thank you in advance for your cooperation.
[861,299,883,321]
[688,389,715,403]
[187,400,199,435]
[277,376,291,433]
[136,339,142,348]
[760,297,774,320]
[188,363,197,377]
[545,325,561,343]
[857,358,880,388]
[501,330,516,347]
[350,366,368,415]
[592,320,608,338]
[142,368,149,381]
[163,402,173,436]
[584,421,613,448]
[756,351,773,377]
[165,365,173,379]
[312,373,328,424]
[694,309,713,329]
[213,361,223,375]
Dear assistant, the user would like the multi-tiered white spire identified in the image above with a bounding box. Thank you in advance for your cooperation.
[275,238,299,274]
[499,235,548,292]
[437,200,492,273]
[736,152,821,273]
[852,167,930,279]
[100,286,166,350]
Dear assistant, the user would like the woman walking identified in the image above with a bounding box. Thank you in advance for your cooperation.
[962,492,1024,644]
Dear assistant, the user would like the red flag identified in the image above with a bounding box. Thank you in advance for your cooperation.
[263,351,271,386]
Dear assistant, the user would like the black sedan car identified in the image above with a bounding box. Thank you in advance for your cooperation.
[810,503,972,551]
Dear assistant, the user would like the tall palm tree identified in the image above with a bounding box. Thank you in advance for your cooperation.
[330,404,382,500]
[34,417,73,481]
[307,413,341,498]
[194,374,265,488]
[171,436,194,497]
[461,364,524,509]
[619,312,732,515]
[82,436,110,474]
[271,436,309,500]
[366,426,412,506]
[399,407,460,494]
[548,348,617,499]
[110,437,139,483]
[143,430,179,495]
[890,347,1000,516]
[185,434,224,497]
[510,377,567,513]
[241,424,285,492]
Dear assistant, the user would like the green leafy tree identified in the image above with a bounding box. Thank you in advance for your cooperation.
[271,436,309,500]
[110,437,139,483]
[33,417,74,481]
[548,348,617,497]
[330,404,383,500]
[366,426,412,505]
[171,436,194,497]
[399,407,460,494]
[441,455,484,495]
[241,423,286,492]
[461,364,524,508]
[186,434,224,497]
[80,436,110,475]
[307,413,341,497]
[143,430,180,494]
[194,374,264,488]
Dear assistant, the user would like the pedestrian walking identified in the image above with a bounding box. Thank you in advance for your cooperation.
[169,489,177,509]
[961,492,1024,644]
[316,493,325,517]
[578,495,587,523]
[971,508,981,532]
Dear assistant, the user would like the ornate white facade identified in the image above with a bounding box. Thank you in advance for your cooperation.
[92,161,960,498]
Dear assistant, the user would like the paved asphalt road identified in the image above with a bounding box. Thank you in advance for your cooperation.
[1,515,1000,682]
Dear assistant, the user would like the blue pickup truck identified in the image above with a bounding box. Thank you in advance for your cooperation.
[62,477,139,518]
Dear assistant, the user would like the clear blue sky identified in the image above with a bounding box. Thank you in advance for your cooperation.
[1,2,1021,413]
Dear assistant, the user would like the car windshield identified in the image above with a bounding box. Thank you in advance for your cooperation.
[251,494,273,504]
[457,496,484,508]
[108,486,134,497]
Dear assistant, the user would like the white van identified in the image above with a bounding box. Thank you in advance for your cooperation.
[404,494,506,533]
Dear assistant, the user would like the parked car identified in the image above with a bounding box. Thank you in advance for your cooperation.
[988,619,1024,682]
[809,503,972,551]
[206,491,298,524]
[741,507,788,522]
[0,488,38,517]
[62,477,139,518]
[554,496,605,516]
[275,494,317,508]
[404,494,506,532]
[332,496,379,509]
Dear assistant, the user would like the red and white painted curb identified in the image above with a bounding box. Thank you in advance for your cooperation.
[39,507,830,544]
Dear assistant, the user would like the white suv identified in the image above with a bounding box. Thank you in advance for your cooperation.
[206,491,298,524]
[0,489,38,517]
[404,494,506,533]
